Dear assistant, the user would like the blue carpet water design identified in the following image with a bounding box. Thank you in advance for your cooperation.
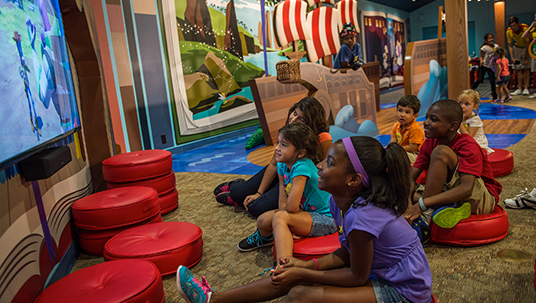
[173,103,532,174]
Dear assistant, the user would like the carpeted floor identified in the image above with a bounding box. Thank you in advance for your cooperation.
[71,96,536,303]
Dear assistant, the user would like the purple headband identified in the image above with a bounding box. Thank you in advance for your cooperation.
[342,137,370,188]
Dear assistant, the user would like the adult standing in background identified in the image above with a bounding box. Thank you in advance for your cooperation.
[522,13,536,99]
[507,16,531,96]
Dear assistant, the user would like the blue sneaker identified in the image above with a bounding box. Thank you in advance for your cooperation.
[432,202,471,228]
[176,265,213,303]
[237,230,274,251]
[411,215,431,244]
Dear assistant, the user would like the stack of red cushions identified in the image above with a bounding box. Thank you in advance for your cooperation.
[72,187,162,256]
[103,150,178,215]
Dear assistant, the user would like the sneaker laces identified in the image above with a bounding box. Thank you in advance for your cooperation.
[193,276,214,294]
[246,231,263,247]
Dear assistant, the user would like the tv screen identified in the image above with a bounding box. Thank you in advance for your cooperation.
[0,0,80,170]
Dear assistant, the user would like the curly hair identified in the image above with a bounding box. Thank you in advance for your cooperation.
[287,97,329,135]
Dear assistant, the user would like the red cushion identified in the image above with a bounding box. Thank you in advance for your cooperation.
[104,222,203,276]
[72,187,160,230]
[488,148,514,177]
[78,213,162,256]
[273,232,340,261]
[430,205,509,246]
[102,150,172,182]
[34,259,164,303]
[107,171,176,195]
[159,189,179,215]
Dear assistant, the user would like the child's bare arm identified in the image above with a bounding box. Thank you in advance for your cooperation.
[402,143,419,153]
[421,173,476,209]
[285,175,308,213]
[277,175,288,210]
[319,140,332,160]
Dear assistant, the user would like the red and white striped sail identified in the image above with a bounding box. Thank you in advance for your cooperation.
[304,6,340,63]
[305,0,335,7]
[336,0,360,33]
[273,0,309,47]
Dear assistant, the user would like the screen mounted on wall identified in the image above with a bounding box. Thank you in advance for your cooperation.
[0,0,80,170]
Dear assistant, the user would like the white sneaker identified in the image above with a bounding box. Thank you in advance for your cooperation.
[529,93,536,99]
[510,89,522,95]
[504,188,536,209]
[522,89,530,95]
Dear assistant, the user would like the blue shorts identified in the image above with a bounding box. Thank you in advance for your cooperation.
[307,212,338,237]
[371,277,412,303]
[496,75,510,86]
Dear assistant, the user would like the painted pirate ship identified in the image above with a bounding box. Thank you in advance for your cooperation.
[272,0,361,63]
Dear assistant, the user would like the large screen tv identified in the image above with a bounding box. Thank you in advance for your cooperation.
[0,0,80,171]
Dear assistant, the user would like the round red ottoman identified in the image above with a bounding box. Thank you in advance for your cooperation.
[488,149,514,177]
[72,187,160,230]
[104,222,203,276]
[273,232,340,261]
[78,213,162,256]
[34,259,164,303]
[430,205,509,246]
[107,171,176,194]
[102,150,172,182]
[159,189,179,215]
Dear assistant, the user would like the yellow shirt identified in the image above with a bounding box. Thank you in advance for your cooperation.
[507,23,530,47]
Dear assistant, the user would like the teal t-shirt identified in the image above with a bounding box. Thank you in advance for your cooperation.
[277,158,332,217]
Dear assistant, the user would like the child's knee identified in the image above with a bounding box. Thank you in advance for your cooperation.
[272,210,291,227]
[257,211,276,228]
[430,145,457,165]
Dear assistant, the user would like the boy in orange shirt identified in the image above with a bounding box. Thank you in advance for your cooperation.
[390,95,425,164]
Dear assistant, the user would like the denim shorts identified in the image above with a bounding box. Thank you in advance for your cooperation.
[496,75,510,86]
[371,277,412,303]
[307,212,338,237]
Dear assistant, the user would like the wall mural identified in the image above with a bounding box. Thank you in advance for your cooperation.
[162,0,368,136]
[361,11,406,89]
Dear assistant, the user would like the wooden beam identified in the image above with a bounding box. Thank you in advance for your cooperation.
[494,1,506,48]
[445,0,469,99]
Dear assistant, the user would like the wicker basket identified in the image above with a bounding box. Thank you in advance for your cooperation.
[276,59,301,83]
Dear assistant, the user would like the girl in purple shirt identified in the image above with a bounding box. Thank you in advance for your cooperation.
[176,136,432,303]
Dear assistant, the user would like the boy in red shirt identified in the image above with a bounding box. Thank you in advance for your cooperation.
[390,95,425,164]
[404,99,502,230]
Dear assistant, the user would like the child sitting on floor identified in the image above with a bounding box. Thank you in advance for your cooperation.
[177,136,433,303]
[237,123,336,266]
[213,97,332,218]
[404,99,502,234]
[390,95,425,164]
[458,89,494,155]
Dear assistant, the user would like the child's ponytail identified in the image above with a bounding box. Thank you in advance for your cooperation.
[384,143,411,215]
[344,137,411,215]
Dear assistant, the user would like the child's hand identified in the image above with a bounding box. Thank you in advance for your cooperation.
[243,193,261,210]
[403,202,422,224]
[270,267,309,288]
[277,256,307,269]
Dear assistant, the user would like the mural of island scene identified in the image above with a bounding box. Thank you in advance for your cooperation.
[174,0,289,127]
[172,0,365,135]
[361,11,406,90]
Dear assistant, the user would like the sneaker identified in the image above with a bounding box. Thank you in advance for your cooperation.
[494,98,504,103]
[522,89,530,95]
[504,95,512,103]
[504,188,536,209]
[411,215,431,245]
[511,89,522,95]
[238,230,274,251]
[529,93,536,99]
[176,265,213,303]
[432,202,471,228]
[213,179,245,196]
[216,192,238,206]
